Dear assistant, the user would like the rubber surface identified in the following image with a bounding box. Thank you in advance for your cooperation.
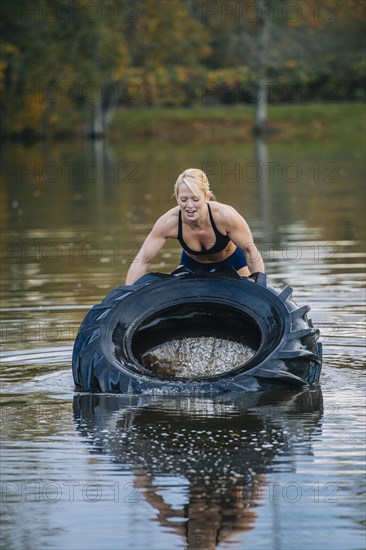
[72,267,322,394]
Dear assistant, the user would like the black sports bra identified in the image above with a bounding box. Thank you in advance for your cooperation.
[177,203,231,256]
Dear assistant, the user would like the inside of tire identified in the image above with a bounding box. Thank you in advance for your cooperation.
[115,302,262,380]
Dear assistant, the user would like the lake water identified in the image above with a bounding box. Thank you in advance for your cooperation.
[0,124,365,550]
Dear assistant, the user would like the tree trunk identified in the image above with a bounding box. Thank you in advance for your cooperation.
[91,98,105,139]
[85,84,117,140]
[254,0,270,135]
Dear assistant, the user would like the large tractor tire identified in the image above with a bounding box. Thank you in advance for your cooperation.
[72,267,322,394]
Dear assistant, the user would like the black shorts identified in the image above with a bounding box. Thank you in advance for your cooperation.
[180,248,247,272]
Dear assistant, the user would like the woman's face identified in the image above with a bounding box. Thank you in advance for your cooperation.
[176,183,208,221]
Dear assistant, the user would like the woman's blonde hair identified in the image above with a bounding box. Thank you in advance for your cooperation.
[174,168,215,200]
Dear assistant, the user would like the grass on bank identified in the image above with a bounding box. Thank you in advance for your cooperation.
[110,102,365,143]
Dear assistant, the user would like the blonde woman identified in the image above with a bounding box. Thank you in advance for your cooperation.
[125,168,264,284]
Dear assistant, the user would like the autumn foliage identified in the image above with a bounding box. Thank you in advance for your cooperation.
[0,0,364,139]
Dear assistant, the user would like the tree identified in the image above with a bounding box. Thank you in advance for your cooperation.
[195,0,366,131]
[125,0,211,69]
[0,0,129,138]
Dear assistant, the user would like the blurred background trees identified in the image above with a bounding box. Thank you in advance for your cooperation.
[0,0,365,139]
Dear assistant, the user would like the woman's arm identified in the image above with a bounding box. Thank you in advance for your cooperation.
[125,211,176,285]
[225,206,265,274]
[125,231,166,284]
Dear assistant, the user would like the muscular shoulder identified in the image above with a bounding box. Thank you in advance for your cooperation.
[209,201,243,228]
[152,206,179,238]
[210,201,253,245]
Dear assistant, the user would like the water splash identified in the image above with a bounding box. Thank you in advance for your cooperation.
[141,336,255,378]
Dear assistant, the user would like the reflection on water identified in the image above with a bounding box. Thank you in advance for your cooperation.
[0,131,365,549]
[74,388,323,550]
[1,376,364,550]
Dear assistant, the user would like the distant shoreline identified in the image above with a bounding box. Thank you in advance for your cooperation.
[110,102,364,143]
[1,103,363,144]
